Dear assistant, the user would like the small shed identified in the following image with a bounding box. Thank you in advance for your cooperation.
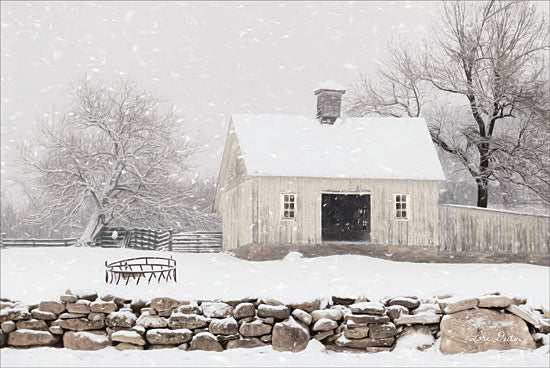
[214,82,445,250]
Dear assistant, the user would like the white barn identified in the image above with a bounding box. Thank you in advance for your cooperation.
[214,82,445,250]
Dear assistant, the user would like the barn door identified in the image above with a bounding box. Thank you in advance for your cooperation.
[322,193,371,242]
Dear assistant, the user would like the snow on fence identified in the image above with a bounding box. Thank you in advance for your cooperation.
[0,236,76,248]
[158,231,222,253]
[439,204,550,254]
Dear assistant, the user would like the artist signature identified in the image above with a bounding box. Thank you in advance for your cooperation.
[468,331,522,343]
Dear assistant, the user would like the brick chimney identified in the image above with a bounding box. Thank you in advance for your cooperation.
[314,80,346,124]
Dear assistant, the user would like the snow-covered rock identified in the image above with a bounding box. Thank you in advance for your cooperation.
[7,329,59,346]
[31,309,57,321]
[111,330,146,346]
[272,317,310,352]
[349,302,385,315]
[394,312,441,326]
[209,317,238,335]
[59,317,105,331]
[233,303,255,320]
[201,302,233,318]
[136,313,167,329]
[312,318,337,332]
[90,300,118,313]
[311,309,342,323]
[257,304,290,320]
[63,331,111,351]
[105,310,137,328]
[38,301,65,315]
[239,320,272,337]
[226,337,266,349]
[15,319,48,331]
[189,332,223,352]
[168,313,209,329]
[291,309,312,325]
[146,328,193,345]
[438,297,479,314]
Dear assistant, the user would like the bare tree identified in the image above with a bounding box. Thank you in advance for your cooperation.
[347,0,549,208]
[17,77,218,246]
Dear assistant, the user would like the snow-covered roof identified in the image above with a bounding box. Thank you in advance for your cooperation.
[315,80,346,92]
[230,114,445,180]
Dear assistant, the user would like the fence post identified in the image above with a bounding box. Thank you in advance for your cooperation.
[168,229,173,252]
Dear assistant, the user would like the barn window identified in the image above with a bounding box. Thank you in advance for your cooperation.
[281,193,296,219]
[395,194,408,219]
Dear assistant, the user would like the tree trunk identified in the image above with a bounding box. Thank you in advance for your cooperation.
[476,177,489,208]
[76,211,105,247]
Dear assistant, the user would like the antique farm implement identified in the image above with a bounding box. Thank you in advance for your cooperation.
[105,256,177,285]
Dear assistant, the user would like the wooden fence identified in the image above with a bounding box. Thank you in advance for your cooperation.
[0,237,76,248]
[439,204,550,254]
[159,231,222,253]
[1,229,221,253]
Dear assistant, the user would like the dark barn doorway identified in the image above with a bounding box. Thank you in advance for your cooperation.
[322,193,371,242]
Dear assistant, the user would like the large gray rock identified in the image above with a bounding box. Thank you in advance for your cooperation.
[257,304,290,320]
[289,300,321,313]
[0,306,31,323]
[311,309,342,323]
[168,313,209,329]
[60,294,78,303]
[394,312,441,326]
[349,302,385,315]
[88,313,106,321]
[175,302,202,315]
[344,313,390,324]
[15,319,49,331]
[111,330,146,345]
[388,297,420,310]
[312,318,338,332]
[209,317,238,335]
[335,335,394,348]
[7,329,59,346]
[440,308,536,354]
[105,311,137,328]
[189,332,223,352]
[31,309,57,321]
[413,303,441,315]
[292,309,312,326]
[90,300,118,313]
[201,302,233,318]
[239,320,272,337]
[59,318,105,331]
[226,337,266,349]
[39,301,66,315]
[136,313,168,329]
[438,297,479,314]
[151,297,179,312]
[67,300,91,314]
[369,322,398,338]
[146,328,193,345]
[272,317,310,352]
[478,295,514,308]
[506,304,544,328]
[76,290,98,302]
[63,330,111,350]
[344,321,369,339]
[1,321,16,333]
[233,303,256,320]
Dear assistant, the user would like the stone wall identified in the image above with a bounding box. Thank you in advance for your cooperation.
[1,291,548,354]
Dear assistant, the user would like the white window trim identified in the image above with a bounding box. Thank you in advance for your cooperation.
[394,193,410,220]
[281,193,297,220]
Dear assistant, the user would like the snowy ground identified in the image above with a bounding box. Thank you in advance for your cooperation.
[2,340,549,367]
[1,247,548,308]
[1,247,549,367]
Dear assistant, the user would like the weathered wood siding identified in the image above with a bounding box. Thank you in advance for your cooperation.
[218,178,255,250]
[439,205,550,254]
[218,176,440,249]
[213,121,247,212]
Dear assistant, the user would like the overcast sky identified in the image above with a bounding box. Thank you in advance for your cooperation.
[0,1,466,197]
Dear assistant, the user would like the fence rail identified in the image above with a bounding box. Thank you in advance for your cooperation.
[439,204,550,254]
[159,231,222,253]
[0,237,76,248]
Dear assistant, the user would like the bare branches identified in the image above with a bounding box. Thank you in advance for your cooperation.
[347,0,549,208]
[16,77,219,244]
